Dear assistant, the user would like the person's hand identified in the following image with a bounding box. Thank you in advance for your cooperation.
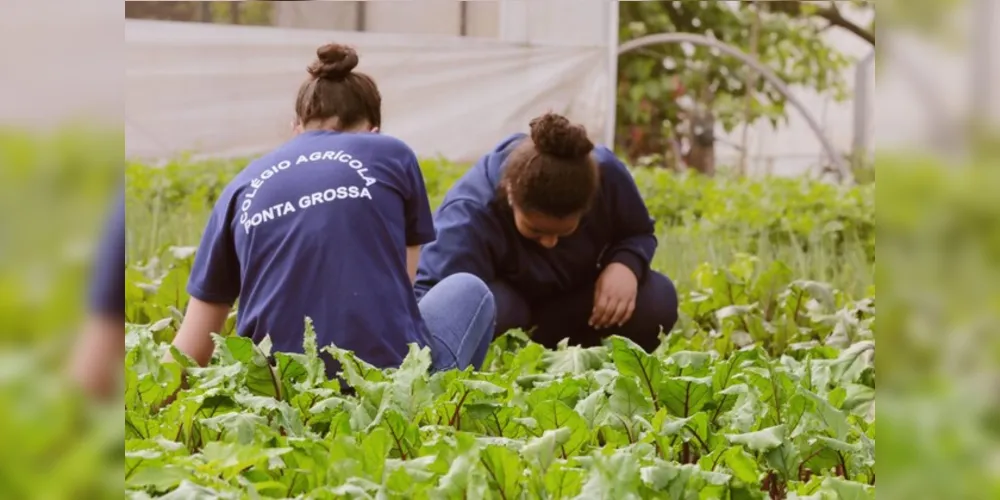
[590,262,638,329]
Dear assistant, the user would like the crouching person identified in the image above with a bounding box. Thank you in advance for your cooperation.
[167,43,495,380]
[415,112,678,353]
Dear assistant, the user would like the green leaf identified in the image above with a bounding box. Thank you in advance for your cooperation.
[816,476,876,499]
[726,425,786,452]
[640,460,731,497]
[222,336,280,399]
[521,427,572,471]
[574,388,610,429]
[479,445,524,498]
[723,446,760,484]
[543,462,585,499]
[388,343,434,419]
[607,336,665,408]
[840,383,875,418]
[434,446,490,499]
[608,374,654,419]
[765,440,799,481]
[525,376,587,410]
[126,465,190,491]
[542,344,607,375]
[530,399,590,458]
[576,449,643,499]
[659,375,713,418]
[200,412,269,445]
[801,388,851,440]
[667,350,713,374]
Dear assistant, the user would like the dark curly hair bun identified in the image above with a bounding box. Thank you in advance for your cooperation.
[307,44,359,80]
[529,112,595,160]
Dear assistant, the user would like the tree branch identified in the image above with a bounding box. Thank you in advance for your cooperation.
[762,1,875,46]
[816,3,875,46]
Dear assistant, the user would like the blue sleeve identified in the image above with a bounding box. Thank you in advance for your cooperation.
[403,153,436,246]
[187,192,241,305]
[414,200,499,298]
[88,192,125,318]
[596,148,658,281]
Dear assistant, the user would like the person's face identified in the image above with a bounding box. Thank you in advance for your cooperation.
[510,203,582,249]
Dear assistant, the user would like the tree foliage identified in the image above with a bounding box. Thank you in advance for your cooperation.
[124,1,273,26]
[615,1,873,164]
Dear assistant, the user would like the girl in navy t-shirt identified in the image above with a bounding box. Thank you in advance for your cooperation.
[169,44,496,377]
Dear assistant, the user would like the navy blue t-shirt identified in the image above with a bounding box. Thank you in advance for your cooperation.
[89,190,126,318]
[187,130,436,370]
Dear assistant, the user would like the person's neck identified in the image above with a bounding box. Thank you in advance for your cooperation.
[301,119,371,133]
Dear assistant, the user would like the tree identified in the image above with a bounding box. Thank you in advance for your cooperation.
[615,1,874,172]
[124,1,273,26]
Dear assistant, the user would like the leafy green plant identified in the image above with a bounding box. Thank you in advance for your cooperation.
[125,316,875,499]
[124,247,875,498]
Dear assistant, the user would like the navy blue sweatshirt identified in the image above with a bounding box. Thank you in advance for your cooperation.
[414,133,657,303]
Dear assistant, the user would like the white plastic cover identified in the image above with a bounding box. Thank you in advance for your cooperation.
[125,18,614,163]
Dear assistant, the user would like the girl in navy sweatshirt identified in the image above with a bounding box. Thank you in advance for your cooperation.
[415,113,678,352]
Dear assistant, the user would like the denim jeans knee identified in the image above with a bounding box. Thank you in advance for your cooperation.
[418,273,497,371]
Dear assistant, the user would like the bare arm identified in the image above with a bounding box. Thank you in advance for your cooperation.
[407,245,421,285]
[166,298,232,367]
[69,314,125,400]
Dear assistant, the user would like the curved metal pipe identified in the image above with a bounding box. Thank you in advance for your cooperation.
[617,33,851,182]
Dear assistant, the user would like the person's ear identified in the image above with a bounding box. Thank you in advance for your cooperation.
[371,126,380,134]
[291,119,303,134]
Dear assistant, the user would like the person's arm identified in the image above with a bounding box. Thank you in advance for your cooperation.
[406,245,420,285]
[400,148,437,286]
[70,313,125,400]
[167,194,242,365]
[169,298,231,366]
[69,192,126,400]
[415,199,498,297]
[598,148,658,282]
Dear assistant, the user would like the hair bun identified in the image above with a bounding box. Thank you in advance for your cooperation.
[307,44,359,80]
[529,112,594,160]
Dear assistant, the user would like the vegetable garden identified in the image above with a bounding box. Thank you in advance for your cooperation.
[124,158,875,499]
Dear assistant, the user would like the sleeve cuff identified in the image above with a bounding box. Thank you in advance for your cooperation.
[407,230,437,246]
[607,250,647,281]
[186,283,238,306]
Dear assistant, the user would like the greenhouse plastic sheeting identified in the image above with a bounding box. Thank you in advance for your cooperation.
[126,19,613,163]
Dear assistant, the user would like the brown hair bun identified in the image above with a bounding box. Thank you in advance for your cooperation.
[307,44,359,80]
[529,112,594,160]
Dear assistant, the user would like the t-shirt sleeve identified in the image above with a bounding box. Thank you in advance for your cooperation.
[402,151,436,246]
[88,192,125,318]
[187,193,241,305]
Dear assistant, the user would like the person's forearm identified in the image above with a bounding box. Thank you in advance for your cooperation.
[69,314,125,400]
[167,299,231,367]
[170,326,216,367]
[406,245,421,285]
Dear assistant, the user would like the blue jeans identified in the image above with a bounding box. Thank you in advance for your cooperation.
[418,273,496,371]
